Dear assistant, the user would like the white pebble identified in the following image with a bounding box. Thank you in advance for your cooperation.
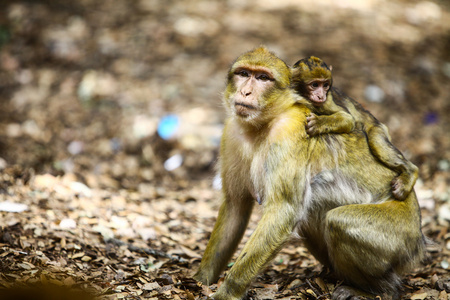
[164,154,183,171]
[364,85,385,103]
[0,201,28,213]
[68,140,84,155]
[60,218,77,229]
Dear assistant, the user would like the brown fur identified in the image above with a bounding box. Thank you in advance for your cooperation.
[292,56,419,200]
[194,48,426,300]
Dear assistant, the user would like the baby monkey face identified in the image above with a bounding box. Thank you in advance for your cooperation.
[306,78,331,105]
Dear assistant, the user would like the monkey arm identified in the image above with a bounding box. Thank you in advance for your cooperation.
[307,110,355,136]
[212,135,302,299]
[194,193,254,286]
[212,201,297,300]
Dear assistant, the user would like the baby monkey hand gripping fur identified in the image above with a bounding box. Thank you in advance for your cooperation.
[291,56,419,200]
[194,47,426,300]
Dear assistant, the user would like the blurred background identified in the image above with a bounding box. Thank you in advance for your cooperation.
[0,0,449,298]
[0,0,449,190]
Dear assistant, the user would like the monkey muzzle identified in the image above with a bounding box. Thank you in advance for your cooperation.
[310,98,327,106]
[235,102,257,116]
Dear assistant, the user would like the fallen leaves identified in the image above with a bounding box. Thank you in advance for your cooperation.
[0,171,221,299]
[0,170,449,299]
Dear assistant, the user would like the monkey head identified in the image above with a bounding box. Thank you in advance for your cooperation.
[224,47,291,125]
[292,56,332,106]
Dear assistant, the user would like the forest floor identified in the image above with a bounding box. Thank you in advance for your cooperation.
[0,0,449,299]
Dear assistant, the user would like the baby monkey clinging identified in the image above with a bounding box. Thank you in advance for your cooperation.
[291,56,418,200]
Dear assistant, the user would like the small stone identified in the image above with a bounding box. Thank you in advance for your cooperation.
[364,84,385,103]
[67,140,84,155]
[60,218,77,229]
[164,154,183,171]
[438,204,450,222]
[0,201,28,213]
[69,181,92,197]
[133,115,158,139]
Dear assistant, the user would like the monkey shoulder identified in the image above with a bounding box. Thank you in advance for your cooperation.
[268,106,310,140]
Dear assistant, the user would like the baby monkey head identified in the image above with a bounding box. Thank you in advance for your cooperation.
[292,56,333,106]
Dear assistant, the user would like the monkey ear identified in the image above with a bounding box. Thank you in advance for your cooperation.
[329,65,333,71]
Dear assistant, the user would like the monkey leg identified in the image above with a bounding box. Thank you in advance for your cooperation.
[212,202,297,300]
[194,194,254,286]
[324,195,425,298]
[367,125,419,200]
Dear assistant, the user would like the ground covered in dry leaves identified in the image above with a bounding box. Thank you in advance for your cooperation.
[0,0,450,299]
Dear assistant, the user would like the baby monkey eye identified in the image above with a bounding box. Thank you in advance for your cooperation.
[324,82,330,88]
[311,82,319,88]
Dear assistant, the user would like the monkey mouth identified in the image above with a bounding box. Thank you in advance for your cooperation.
[234,102,257,116]
[235,102,256,110]
[311,99,327,106]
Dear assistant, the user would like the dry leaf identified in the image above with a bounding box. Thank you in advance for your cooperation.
[142,282,161,291]
[71,252,85,259]
[179,245,201,259]
[81,255,92,262]
[411,292,428,300]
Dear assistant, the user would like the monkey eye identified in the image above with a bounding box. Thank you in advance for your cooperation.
[324,82,330,88]
[257,73,271,81]
[311,82,319,88]
[235,70,249,77]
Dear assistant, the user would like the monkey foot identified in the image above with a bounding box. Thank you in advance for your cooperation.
[332,286,378,300]
[391,175,411,200]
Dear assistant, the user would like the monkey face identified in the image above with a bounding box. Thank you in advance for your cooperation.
[291,56,333,106]
[307,79,331,106]
[230,66,275,118]
[223,47,291,126]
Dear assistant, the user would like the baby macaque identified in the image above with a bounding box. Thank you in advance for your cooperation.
[292,56,418,200]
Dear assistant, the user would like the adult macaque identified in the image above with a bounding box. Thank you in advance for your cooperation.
[292,56,419,200]
[194,47,426,300]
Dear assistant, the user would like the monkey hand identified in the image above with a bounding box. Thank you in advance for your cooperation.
[306,113,324,136]
[210,291,241,300]
[192,275,238,300]
[192,271,211,287]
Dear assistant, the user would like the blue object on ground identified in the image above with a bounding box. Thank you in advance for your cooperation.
[157,115,180,140]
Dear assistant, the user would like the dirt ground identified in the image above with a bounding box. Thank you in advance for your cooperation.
[0,0,449,299]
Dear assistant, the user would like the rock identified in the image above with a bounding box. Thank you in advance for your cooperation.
[164,154,183,171]
[60,218,77,229]
[364,84,385,103]
[0,201,28,213]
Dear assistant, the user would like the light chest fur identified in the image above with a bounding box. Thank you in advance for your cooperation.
[221,118,269,204]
